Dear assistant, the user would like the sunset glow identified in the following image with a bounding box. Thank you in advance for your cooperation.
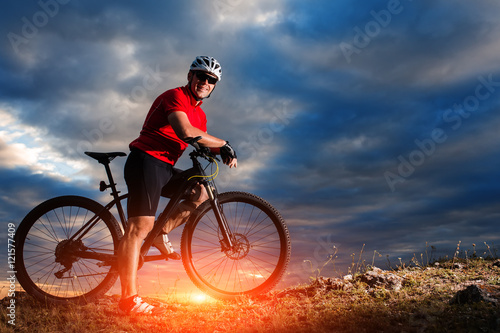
[2,0,500,307]
[190,293,210,304]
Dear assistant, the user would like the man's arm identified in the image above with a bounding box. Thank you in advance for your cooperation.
[168,111,225,147]
[168,111,237,168]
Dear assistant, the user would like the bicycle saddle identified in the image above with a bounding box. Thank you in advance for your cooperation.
[85,151,127,164]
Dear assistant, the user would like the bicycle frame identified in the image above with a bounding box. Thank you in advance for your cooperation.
[141,150,236,261]
[73,148,235,267]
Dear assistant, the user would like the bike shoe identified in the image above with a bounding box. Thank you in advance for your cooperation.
[118,295,166,316]
[153,234,181,260]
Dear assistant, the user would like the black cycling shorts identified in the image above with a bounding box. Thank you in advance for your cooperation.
[124,149,174,218]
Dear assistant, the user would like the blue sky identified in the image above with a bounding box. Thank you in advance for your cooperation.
[1,0,500,297]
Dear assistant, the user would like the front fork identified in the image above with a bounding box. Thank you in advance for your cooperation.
[204,183,234,250]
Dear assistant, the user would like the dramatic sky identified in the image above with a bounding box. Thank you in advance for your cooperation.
[1,0,500,298]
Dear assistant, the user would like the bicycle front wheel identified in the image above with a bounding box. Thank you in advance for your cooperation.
[181,191,291,300]
[15,195,123,305]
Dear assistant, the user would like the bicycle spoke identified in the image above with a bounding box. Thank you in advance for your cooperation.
[186,195,288,295]
[23,252,54,270]
[24,241,57,253]
[31,220,59,244]
[18,197,120,301]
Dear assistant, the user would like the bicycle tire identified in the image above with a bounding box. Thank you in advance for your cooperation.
[181,191,291,300]
[15,195,123,305]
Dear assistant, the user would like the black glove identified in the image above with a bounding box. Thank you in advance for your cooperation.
[220,141,237,164]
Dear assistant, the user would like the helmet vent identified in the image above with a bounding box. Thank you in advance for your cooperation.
[190,56,222,82]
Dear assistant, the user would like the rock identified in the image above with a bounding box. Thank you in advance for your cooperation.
[343,274,353,282]
[357,267,403,292]
[275,275,356,299]
[450,284,499,305]
[311,276,349,292]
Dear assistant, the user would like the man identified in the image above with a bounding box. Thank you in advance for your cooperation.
[118,56,237,315]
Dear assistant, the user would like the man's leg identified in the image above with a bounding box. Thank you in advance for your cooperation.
[117,217,166,315]
[118,216,155,299]
[153,184,209,259]
[162,183,208,234]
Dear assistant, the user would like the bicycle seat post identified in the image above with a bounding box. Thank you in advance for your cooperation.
[101,163,117,196]
[102,162,129,225]
[84,151,127,223]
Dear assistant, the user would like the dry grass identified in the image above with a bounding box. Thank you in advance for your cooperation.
[2,258,499,333]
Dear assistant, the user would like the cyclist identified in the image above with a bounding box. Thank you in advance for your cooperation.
[118,56,237,315]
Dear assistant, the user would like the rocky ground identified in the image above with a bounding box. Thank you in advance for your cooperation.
[2,258,500,332]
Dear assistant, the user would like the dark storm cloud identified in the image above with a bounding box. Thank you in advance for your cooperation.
[232,1,500,272]
[0,166,95,221]
[1,0,499,286]
[1,1,213,145]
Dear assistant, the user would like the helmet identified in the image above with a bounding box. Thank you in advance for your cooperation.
[190,56,222,82]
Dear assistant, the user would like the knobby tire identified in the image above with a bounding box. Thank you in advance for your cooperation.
[181,191,291,300]
[15,196,122,305]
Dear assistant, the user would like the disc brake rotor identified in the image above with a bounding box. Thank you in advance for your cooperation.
[224,233,250,260]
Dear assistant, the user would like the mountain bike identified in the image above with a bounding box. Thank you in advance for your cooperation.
[14,137,291,305]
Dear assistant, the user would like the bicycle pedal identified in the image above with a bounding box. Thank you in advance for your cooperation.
[165,252,181,261]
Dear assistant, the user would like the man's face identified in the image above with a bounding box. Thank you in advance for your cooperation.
[189,71,217,100]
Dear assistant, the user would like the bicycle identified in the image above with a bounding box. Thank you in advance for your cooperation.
[14,137,291,305]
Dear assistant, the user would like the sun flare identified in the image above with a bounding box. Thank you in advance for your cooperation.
[190,293,209,304]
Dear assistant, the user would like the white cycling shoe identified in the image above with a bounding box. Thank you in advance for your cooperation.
[118,295,166,316]
[153,234,181,260]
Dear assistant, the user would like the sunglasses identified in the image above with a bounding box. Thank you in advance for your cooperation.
[195,72,218,84]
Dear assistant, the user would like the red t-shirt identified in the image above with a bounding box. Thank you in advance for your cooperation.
[129,86,207,164]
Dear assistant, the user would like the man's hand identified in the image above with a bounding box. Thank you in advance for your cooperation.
[220,141,237,168]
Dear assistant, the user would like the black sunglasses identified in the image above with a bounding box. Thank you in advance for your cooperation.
[195,71,218,84]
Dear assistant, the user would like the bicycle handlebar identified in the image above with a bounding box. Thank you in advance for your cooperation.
[184,136,203,150]
[184,136,219,162]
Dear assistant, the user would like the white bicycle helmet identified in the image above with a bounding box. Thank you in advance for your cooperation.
[190,56,222,82]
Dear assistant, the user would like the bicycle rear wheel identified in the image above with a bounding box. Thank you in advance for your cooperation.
[181,191,291,300]
[15,195,122,305]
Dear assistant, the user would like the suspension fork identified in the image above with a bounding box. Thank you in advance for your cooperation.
[204,183,234,250]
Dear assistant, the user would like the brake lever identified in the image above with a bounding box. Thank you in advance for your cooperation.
[209,152,220,162]
[200,147,220,162]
